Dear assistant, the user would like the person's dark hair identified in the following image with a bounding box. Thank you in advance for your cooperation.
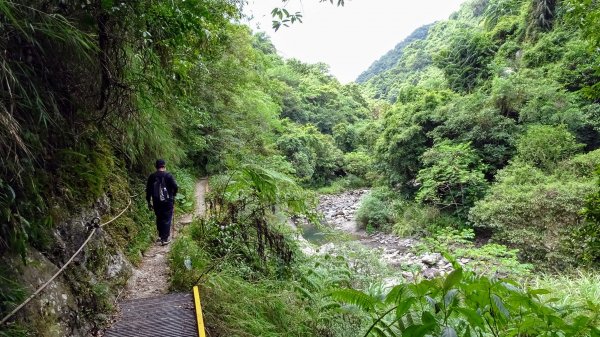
[155,159,166,169]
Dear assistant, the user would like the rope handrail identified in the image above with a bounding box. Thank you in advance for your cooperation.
[0,194,138,326]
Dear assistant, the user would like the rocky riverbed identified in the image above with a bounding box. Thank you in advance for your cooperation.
[310,189,464,280]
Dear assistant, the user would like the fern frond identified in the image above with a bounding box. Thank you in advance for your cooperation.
[330,288,381,311]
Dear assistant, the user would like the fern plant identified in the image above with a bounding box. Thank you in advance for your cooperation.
[332,255,600,337]
[205,164,317,271]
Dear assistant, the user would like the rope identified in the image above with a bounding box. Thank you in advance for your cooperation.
[0,196,136,326]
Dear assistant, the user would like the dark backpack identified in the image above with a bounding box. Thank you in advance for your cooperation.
[152,175,170,202]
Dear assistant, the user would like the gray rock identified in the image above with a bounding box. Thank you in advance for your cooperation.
[421,253,442,266]
[422,268,438,279]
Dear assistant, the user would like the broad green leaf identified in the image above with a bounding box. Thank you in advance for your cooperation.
[425,296,437,310]
[421,311,436,325]
[455,307,485,328]
[371,326,387,337]
[444,289,459,307]
[385,284,405,305]
[443,268,463,291]
[331,288,379,311]
[402,322,437,337]
[530,288,551,296]
[491,294,510,319]
[396,297,415,318]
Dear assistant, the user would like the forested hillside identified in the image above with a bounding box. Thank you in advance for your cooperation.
[356,24,432,84]
[360,0,600,269]
[1,0,600,336]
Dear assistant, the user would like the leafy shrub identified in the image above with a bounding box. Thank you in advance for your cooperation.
[355,188,398,231]
[515,125,584,171]
[333,122,359,152]
[434,28,496,93]
[392,204,458,237]
[172,168,196,213]
[430,94,519,175]
[416,141,488,217]
[532,271,600,309]
[343,151,373,179]
[276,123,344,185]
[317,175,369,194]
[579,168,600,266]
[171,218,368,337]
[559,149,600,178]
[332,262,599,337]
[470,162,597,268]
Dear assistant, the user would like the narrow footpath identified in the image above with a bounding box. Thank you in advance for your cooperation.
[124,179,208,300]
[102,179,208,337]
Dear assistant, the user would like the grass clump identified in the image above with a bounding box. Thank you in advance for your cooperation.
[170,218,369,337]
[316,175,370,195]
[532,271,600,309]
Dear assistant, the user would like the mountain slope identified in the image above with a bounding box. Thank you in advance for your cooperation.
[355,24,432,83]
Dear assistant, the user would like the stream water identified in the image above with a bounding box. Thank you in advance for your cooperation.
[297,189,459,280]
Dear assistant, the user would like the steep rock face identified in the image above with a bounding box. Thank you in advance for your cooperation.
[2,195,133,336]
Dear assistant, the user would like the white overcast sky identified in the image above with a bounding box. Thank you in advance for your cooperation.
[244,0,467,83]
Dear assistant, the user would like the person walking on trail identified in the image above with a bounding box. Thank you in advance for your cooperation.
[146,159,178,245]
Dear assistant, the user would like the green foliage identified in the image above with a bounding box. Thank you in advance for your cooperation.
[470,161,598,268]
[343,151,373,180]
[316,176,370,195]
[528,0,557,32]
[171,219,369,336]
[356,24,432,83]
[515,124,584,171]
[483,0,522,29]
[532,271,600,310]
[204,164,316,272]
[361,0,600,273]
[416,141,488,217]
[333,265,599,337]
[430,94,519,175]
[434,28,496,93]
[271,60,369,135]
[580,168,600,266]
[356,188,399,231]
[393,204,458,238]
[418,228,533,277]
[333,123,359,152]
[172,169,196,213]
[277,123,344,185]
[375,110,431,194]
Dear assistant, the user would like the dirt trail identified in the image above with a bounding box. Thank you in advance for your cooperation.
[123,179,208,300]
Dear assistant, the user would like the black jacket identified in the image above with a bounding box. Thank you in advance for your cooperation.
[146,171,178,204]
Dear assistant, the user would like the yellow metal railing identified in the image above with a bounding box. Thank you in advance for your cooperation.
[193,286,207,337]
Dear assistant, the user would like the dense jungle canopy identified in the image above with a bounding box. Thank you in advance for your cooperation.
[1,0,600,336]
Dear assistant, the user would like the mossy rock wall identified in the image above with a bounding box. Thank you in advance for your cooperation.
[1,194,136,336]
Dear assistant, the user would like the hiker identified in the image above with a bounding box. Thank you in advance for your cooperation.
[146,159,178,245]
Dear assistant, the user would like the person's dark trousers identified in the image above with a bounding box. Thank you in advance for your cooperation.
[153,201,174,241]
